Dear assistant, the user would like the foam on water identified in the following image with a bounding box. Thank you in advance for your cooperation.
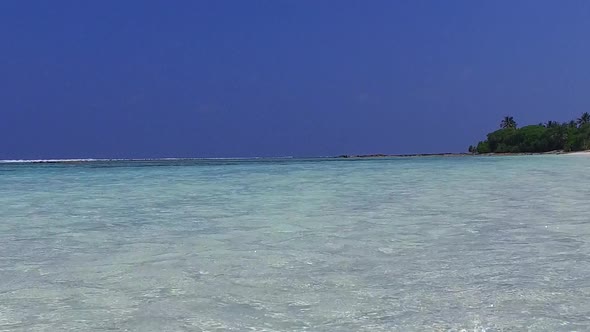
[0,159,103,163]
[1,156,589,331]
[0,156,295,164]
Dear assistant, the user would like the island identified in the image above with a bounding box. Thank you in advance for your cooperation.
[470,113,590,154]
[334,112,590,158]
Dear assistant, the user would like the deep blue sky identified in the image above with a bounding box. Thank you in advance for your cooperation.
[1,1,589,159]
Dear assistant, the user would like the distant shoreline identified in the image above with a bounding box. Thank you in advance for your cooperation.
[1,150,589,164]
[335,150,590,158]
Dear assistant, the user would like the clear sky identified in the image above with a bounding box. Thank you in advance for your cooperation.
[1,1,589,159]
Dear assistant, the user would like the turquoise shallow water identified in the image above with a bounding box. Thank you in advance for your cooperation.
[1,156,589,331]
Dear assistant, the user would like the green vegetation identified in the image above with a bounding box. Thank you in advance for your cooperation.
[472,113,590,153]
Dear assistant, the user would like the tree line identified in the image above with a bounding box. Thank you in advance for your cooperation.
[469,112,590,153]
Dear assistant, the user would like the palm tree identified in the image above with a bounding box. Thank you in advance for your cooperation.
[577,112,590,126]
[568,120,577,128]
[545,120,559,128]
[500,116,517,129]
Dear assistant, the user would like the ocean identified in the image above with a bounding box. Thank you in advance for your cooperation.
[1,156,589,331]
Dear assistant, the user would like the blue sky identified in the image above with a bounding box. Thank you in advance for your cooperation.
[1,1,589,159]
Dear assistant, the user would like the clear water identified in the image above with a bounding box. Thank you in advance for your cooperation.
[1,156,589,331]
